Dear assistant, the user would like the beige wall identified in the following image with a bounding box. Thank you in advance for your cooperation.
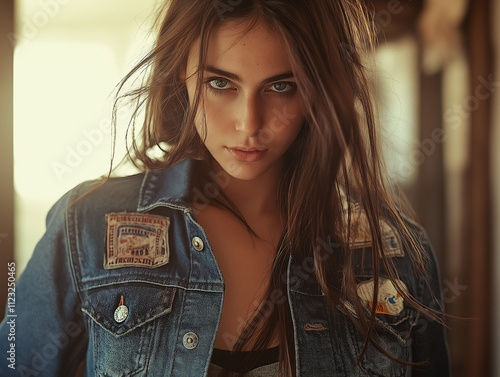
[0,0,14,319]
[14,0,159,273]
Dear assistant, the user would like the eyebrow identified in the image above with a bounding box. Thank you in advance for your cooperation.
[205,65,294,85]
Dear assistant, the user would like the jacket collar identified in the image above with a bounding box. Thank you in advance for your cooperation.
[136,157,326,296]
[137,158,198,212]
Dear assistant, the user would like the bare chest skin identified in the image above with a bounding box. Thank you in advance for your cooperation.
[194,204,282,351]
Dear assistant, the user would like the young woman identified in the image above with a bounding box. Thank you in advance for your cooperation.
[0,0,450,376]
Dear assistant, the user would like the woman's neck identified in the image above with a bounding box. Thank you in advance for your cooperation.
[210,160,283,221]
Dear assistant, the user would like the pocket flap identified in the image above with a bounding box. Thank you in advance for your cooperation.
[82,283,176,336]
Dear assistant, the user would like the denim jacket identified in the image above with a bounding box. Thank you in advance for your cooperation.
[0,159,449,376]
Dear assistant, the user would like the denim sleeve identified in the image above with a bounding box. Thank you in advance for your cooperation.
[0,190,87,376]
[411,230,450,377]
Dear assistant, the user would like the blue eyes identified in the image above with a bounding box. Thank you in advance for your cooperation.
[205,77,296,97]
[271,82,289,92]
[208,78,231,90]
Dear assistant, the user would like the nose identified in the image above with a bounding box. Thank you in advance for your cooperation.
[235,93,263,137]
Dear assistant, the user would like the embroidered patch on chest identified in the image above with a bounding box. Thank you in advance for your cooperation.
[347,209,404,258]
[357,278,408,316]
[104,212,170,269]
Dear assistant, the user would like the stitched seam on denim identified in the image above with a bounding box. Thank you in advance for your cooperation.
[137,170,151,209]
[170,286,188,376]
[326,310,347,374]
[62,185,89,365]
[186,211,225,282]
[79,275,187,286]
[167,287,176,306]
[81,280,185,291]
[169,217,195,375]
[67,188,85,301]
[161,285,169,304]
[347,319,375,375]
[91,317,99,376]
[356,302,413,343]
[84,303,117,333]
[131,321,157,377]
[126,319,148,376]
[319,300,337,373]
[139,201,191,213]
[374,313,412,327]
[79,275,224,287]
[138,320,158,376]
[345,315,361,355]
[81,281,224,296]
[356,322,409,375]
[286,256,300,377]
[168,213,195,376]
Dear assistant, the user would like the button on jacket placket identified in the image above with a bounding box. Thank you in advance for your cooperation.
[137,165,227,376]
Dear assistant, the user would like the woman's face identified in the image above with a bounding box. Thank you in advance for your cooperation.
[184,19,305,181]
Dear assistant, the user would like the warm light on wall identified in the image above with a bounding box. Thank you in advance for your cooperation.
[13,0,158,274]
[14,41,118,200]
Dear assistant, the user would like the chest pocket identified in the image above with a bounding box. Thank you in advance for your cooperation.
[346,273,417,377]
[81,282,176,377]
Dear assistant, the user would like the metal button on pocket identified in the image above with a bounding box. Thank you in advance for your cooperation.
[192,237,204,251]
[183,332,199,349]
[114,295,129,323]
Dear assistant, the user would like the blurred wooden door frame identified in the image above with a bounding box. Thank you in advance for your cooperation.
[0,0,15,318]
[464,0,494,375]
[369,0,494,375]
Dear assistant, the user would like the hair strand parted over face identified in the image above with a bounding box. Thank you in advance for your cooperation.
[111,1,445,376]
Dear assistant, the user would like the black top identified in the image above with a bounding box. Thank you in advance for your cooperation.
[210,346,280,373]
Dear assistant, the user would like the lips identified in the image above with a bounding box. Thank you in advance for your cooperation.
[226,147,268,162]
[231,146,266,152]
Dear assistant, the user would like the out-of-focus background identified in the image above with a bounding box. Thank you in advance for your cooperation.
[0,0,498,375]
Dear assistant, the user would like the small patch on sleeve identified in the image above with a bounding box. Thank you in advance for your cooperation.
[104,212,170,269]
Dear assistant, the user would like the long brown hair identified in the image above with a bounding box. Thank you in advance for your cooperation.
[113,1,443,376]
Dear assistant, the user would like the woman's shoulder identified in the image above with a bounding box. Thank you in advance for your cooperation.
[58,158,197,215]
[343,197,430,255]
[70,172,146,209]
[40,172,147,232]
[343,197,440,289]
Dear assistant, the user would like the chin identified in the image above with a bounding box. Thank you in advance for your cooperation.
[215,157,277,181]
[222,162,268,181]
[206,150,283,183]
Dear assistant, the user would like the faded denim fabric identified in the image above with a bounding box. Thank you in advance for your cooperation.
[0,159,449,376]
